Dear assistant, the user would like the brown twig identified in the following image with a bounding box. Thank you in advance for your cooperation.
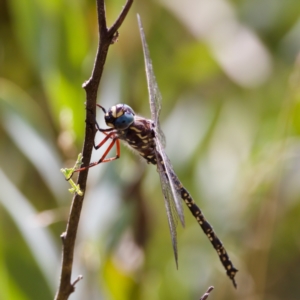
[199,286,214,300]
[54,1,133,299]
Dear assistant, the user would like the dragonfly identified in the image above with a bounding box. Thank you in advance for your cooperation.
[74,15,238,287]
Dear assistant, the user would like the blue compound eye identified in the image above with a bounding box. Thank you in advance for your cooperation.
[114,112,134,129]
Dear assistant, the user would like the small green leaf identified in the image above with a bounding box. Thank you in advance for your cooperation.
[60,153,84,196]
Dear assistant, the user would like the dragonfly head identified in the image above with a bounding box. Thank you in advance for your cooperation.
[101,104,135,130]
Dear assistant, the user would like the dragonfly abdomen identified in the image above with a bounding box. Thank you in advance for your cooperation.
[179,186,238,287]
[154,154,238,286]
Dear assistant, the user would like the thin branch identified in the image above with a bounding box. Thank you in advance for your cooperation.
[54,1,133,299]
[108,0,134,36]
[96,0,107,36]
[84,0,133,91]
[199,286,214,300]
[71,275,83,288]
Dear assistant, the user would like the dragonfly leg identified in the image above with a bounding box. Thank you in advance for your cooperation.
[94,116,100,131]
[96,138,120,163]
[93,131,115,150]
[74,133,120,173]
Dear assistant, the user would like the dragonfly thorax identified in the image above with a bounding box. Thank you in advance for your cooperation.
[104,104,135,130]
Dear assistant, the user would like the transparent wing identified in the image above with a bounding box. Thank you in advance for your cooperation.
[138,14,186,264]
[156,152,179,266]
[137,14,166,147]
[155,138,185,227]
[155,140,186,266]
[138,13,185,222]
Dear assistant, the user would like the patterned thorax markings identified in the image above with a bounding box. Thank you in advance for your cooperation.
[115,116,158,165]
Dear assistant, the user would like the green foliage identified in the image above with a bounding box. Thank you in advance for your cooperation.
[1,0,300,299]
[61,153,84,195]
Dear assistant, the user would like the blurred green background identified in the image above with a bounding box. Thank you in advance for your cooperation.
[1,0,300,299]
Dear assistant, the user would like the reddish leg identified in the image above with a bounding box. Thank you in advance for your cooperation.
[93,131,116,150]
[74,131,121,173]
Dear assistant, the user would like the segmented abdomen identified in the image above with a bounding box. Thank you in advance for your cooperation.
[152,152,238,287]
